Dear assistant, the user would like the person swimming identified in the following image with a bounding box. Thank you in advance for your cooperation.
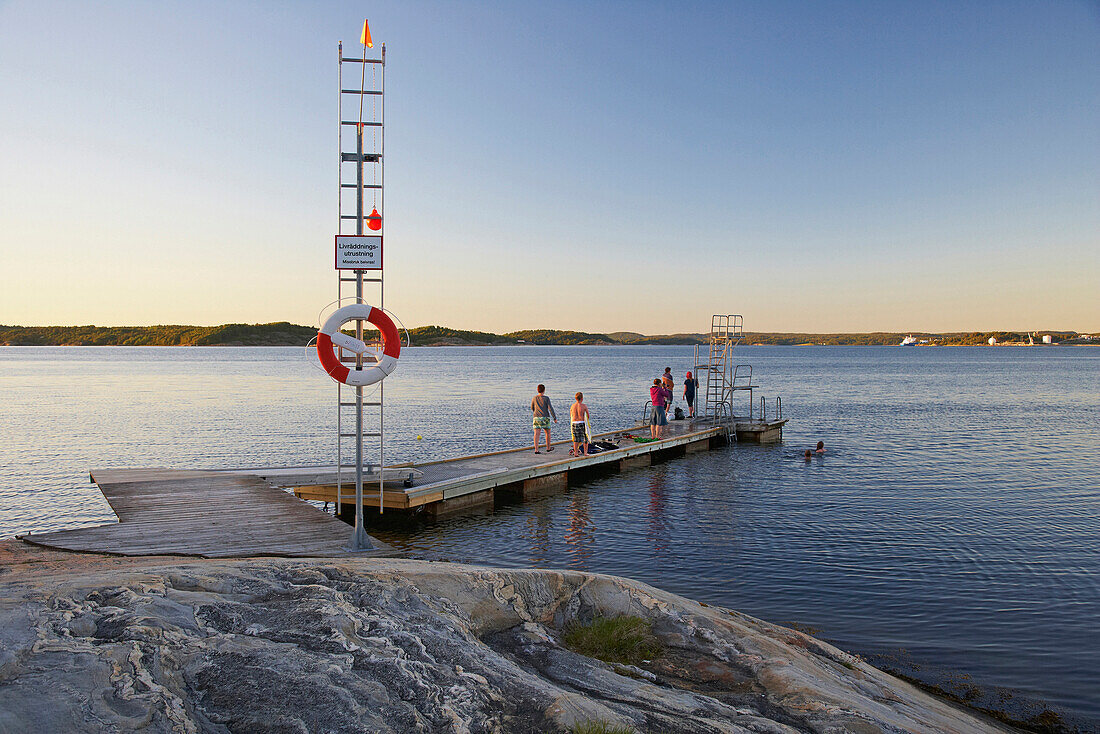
[804,449,813,460]
[815,441,825,454]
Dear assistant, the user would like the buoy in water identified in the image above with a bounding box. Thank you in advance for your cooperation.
[416,435,422,440]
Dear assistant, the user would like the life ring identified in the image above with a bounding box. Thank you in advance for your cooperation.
[316,303,400,386]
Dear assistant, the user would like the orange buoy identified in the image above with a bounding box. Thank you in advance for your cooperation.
[366,207,382,231]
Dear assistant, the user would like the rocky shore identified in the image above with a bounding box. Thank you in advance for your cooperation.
[0,541,1010,733]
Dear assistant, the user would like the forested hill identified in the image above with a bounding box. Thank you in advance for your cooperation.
[0,324,613,346]
[0,324,1089,347]
[0,323,317,346]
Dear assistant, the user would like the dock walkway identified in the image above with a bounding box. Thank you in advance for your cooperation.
[18,416,784,556]
[19,469,396,558]
[282,419,748,517]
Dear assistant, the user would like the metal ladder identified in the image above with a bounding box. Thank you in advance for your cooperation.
[700,315,743,423]
[335,40,386,547]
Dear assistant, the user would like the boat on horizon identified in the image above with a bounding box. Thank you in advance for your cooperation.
[900,335,918,346]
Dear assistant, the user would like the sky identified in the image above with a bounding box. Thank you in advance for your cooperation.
[0,1,1097,334]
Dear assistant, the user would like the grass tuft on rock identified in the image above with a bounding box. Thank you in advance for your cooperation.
[563,615,663,666]
[571,720,636,734]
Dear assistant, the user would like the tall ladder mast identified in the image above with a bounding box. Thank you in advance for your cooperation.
[336,40,385,549]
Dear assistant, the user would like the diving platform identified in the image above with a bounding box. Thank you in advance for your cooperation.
[734,418,788,443]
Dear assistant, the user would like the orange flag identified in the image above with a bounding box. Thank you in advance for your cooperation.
[360,20,373,48]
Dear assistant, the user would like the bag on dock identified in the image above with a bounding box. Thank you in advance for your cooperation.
[673,407,685,420]
[570,440,618,456]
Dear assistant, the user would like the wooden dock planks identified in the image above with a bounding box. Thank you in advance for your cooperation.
[18,416,783,558]
[20,469,395,558]
[288,421,730,510]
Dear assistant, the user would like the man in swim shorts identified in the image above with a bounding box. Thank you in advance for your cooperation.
[570,392,591,456]
[531,384,557,454]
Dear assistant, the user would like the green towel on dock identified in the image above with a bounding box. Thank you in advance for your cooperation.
[632,437,658,443]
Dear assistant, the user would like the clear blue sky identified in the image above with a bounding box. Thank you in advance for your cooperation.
[1,0,1097,333]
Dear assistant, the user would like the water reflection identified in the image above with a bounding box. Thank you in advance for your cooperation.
[525,500,553,565]
[646,471,670,556]
[564,491,594,569]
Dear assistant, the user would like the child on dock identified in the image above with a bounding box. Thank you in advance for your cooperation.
[570,392,591,456]
[531,384,557,454]
[661,368,675,401]
[684,371,698,417]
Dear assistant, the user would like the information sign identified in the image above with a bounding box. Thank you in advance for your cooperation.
[335,235,383,270]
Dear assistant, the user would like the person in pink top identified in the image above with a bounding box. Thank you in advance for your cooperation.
[649,379,669,438]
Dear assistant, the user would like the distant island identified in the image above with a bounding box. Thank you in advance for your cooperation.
[1,323,1095,347]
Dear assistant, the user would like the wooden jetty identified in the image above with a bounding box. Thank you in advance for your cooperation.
[18,469,396,558]
[287,421,728,518]
[269,418,783,519]
[18,416,784,557]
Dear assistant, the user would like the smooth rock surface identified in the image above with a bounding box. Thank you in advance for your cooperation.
[0,542,1009,733]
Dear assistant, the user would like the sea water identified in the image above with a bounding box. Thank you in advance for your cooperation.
[1,345,1097,728]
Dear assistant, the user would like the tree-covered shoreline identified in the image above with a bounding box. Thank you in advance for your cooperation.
[1,323,1093,347]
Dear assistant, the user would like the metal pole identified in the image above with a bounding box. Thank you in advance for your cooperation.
[351,120,370,550]
[378,44,386,515]
[336,42,343,520]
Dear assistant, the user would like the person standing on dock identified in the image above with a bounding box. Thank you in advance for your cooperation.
[661,367,675,404]
[683,371,699,417]
[650,379,669,438]
[570,392,591,456]
[531,384,557,454]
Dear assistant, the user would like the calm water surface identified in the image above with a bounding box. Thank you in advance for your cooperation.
[1,345,1098,728]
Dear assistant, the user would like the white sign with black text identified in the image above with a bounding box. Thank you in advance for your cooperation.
[335,235,383,270]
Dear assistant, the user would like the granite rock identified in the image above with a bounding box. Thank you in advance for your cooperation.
[0,543,1009,733]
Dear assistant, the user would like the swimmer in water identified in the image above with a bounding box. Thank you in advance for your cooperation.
[804,449,813,460]
[815,441,825,454]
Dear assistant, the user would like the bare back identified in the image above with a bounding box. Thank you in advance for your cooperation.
[570,401,589,422]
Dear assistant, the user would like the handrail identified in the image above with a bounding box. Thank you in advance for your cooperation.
[756,396,783,422]
[733,364,752,387]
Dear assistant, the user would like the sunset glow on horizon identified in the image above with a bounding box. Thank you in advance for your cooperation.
[1,1,1097,334]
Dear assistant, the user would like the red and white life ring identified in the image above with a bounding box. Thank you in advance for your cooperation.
[316,303,400,386]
